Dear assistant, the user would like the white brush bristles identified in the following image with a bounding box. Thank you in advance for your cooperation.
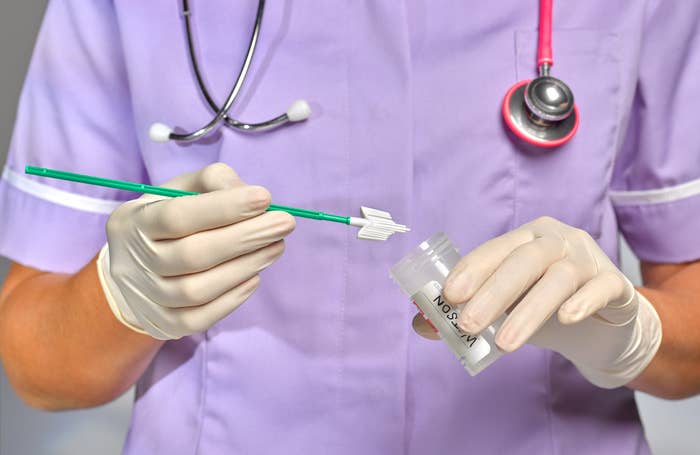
[349,206,410,241]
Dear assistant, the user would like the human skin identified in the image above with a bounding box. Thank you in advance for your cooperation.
[413,259,700,399]
[1,246,699,409]
[0,163,296,410]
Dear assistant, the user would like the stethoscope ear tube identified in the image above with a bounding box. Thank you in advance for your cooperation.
[150,0,310,143]
[155,0,574,147]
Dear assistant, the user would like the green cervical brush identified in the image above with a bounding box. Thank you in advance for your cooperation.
[25,166,409,241]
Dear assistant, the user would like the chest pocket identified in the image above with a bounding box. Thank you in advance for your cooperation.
[511,29,621,239]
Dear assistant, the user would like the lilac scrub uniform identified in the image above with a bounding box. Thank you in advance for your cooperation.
[2,1,700,453]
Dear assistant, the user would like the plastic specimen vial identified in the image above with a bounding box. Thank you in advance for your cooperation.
[390,232,505,375]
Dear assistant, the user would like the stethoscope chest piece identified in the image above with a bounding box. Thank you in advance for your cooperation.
[501,0,580,149]
[503,78,579,148]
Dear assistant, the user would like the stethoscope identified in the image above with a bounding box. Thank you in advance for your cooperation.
[149,0,310,143]
[151,0,577,149]
[502,0,579,147]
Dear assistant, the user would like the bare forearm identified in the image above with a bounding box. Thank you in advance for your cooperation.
[627,262,700,399]
[0,257,163,410]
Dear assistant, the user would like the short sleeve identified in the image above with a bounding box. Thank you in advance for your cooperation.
[610,1,700,263]
[0,0,147,273]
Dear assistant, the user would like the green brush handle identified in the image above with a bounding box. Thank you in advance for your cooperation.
[25,166,350,225]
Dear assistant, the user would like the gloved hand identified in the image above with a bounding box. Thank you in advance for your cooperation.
[97,163,295,340]
[417,216,662,388]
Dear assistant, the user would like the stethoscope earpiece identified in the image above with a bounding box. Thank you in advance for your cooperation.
[149,123,174,143]
[286,100,312,122]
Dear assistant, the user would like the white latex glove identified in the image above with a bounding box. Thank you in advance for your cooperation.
[97,163,295,340]
[431,216,662,389]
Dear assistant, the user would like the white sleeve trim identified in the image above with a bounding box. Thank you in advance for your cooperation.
[2,166,123,215]
[609,176,700,207]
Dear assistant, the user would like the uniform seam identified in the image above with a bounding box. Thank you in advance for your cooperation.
[192,334,210,455]
[401,3,414,453]
[601,31,624,240]
[545,350,557,455]
[510,30,520,230]
[333,2,351,449]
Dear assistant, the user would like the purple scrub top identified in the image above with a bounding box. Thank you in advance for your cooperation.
[3,1,700,453]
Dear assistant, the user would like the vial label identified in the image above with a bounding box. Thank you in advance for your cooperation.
[411,281,491,365]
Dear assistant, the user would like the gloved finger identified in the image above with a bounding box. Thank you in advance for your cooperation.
[137,162,246,206]
[154,240,286,308]
[171,274,261,337]
[443,228,534,304]
[150,211,295,276]
[557,271,632,325]
[137,185,272,240]
[412,313,440,340]
[162,162,245,192]
[142,275,262,339]
[456,235,565,335]
[494,260,582,352]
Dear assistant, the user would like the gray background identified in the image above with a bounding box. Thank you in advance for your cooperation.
[0,2,698,454]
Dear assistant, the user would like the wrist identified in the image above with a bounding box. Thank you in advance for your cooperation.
[574,290,662,389]
[96,244,150,336]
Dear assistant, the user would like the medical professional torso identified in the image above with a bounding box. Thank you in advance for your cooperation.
[4,1,700,454]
